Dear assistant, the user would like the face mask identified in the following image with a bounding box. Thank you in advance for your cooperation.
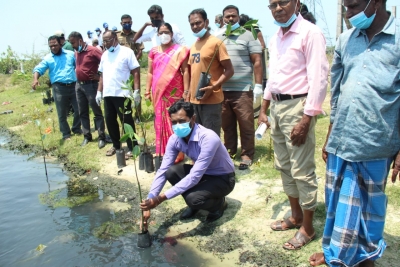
[172,122,192,138]
[274,1,298,28]
[77,40,82,53]
[122,23,132,30]
[348,0,376,29]
[215,23,221,28]
[193,27,207,38]
[96,31,100,36]
[152,19,162,28]
[159,33,171,44]
[231,22,240,31]
[88,33,92,38]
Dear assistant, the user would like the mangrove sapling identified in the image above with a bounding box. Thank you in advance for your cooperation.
[195,20,259,99]
[34,119,52,190]
[120,124,151,248]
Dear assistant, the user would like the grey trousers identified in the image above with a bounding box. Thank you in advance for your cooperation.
[76,82,105,140]
[52,83,81,139]
[192,103,222,136]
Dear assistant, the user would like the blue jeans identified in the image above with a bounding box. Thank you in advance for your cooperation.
[52,83,81,139]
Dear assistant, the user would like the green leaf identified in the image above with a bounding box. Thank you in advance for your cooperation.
[230,28,246,36]
[124,123,135,134]
[124,110,131,114]
[120,133,130,142]
[145,98,151,107]
[119,107,123,113]
[41,134,46,140]
[244,19,258,28]
[170,88,177,96]
[124,98,130,108]
[35,120,40,127]
[225,23,232,36]
[251,27,258,40]
[137,137,145,146]
[133,132,141,141]
[132,145,141,159]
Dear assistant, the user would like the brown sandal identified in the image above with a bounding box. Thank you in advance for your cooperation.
[270,218,302,231]
[106,147,116,156]
[282,231,316,250]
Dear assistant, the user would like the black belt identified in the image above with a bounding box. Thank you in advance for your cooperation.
[53,82,76,87]
[78,80,98,85]
[271,93,308,101]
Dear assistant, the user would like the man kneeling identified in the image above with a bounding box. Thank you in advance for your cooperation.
[140,99,236,226]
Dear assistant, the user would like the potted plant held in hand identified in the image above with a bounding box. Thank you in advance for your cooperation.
[120,124,151,248]
[195,20,259,100]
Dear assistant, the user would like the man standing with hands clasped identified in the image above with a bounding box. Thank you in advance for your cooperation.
[97,30,140,159]
[258,0,328,250]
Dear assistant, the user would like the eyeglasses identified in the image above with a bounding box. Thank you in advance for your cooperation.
[103,38,115,45]
[268,0,291,11]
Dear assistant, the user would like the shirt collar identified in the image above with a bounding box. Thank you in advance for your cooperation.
[51,48,66,57]
[278,13,303,38]
[188,123,200,142]
[355,12,395,37]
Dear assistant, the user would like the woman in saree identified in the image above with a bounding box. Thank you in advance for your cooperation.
[145,22,190,163]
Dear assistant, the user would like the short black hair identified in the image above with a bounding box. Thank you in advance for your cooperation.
[158,22,173,34]
[48,35,61,44]
[215,14,222,20]
[168,99,194,118]
[68,31,83,40]
[223,5,239,16]
[239,14,251,26]
[148,5,163,15]
[92,39,99,45]
[121,14,132,21]
[188,8,207,21]
[300,3,316,24]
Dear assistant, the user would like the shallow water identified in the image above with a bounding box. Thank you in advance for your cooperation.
[0,137,221,267]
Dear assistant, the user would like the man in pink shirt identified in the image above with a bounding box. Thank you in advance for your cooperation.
[258,0,328,250]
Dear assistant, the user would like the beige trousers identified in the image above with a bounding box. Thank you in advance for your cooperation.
[270,97,318,211]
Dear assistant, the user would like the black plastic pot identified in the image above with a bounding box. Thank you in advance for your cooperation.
[144,152,154,173]
[154,156,163,172]
[139,152,145,170]
[195,72,211,100]
[116,149,126,168]
[137,230,151,248]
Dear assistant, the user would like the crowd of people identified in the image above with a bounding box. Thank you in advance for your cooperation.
[31,1,399,266]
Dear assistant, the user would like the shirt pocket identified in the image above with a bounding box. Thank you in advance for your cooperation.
[372,60,400,94]
[279,48,305,76]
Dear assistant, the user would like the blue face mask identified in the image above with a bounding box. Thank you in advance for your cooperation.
[193,27,207,38]
[108,46,115,52]
[77,40,82,53]
[122,23,132,30]
[231,22,240,31]
[274,1,298,28]
[172,122,192,138]
[215,23,221,28]
[348,0,376,29]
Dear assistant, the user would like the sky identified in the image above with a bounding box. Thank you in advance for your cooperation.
[1,0,399,56]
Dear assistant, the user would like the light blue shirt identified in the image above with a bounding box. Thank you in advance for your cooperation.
[326,15,400,161]
[148,124,235,199]
[33,49,76,84]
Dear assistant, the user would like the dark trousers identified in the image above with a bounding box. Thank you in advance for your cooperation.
[103,96,137,150]
[76,82,105,140]
[192,103,222,136]
[166,164,235,212]
[222,91,255,159]
[52,83,81,139]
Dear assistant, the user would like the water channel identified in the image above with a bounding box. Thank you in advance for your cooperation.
[0,136,222,267]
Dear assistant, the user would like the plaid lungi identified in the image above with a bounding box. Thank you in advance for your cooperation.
[322,153,392,267]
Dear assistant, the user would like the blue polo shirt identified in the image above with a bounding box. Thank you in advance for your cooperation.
[33,49,76,84]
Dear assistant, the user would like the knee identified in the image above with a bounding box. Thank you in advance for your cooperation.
[165,164,183,184]
[184,192,204,209]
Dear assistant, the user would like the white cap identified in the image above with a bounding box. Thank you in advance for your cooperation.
[54,30,64,37]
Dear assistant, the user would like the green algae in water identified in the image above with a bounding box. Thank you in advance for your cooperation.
[39,189,98,208]
[92,209,140,239]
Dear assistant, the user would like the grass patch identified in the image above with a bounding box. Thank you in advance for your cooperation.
[39,188,98,208]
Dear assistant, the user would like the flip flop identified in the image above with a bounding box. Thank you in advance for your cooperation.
[282,231,316,250]
[106,147,116,156]
[270,218,302,231]
[125,151,132,160]
[239,159,252,170]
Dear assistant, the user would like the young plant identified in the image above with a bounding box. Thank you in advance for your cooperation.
[34,119,52,180]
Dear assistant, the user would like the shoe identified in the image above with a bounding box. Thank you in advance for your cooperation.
[206,198,227,223]
[98,139,106,149]
[81,138,91,147]
[179,207,199,220]
[105,135,113,143]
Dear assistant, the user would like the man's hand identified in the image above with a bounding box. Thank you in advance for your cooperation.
[89,72,100,81]
[142,210,150,231]
[133,89,141,107]
[391,151,400,183]
[145,21,153,27]
[199,85,215,101]
[253,84,263,103]
[140,197,160,211]
[258,112,270,128]
[96,91,103,106]
[32,80,40,90]
[290,115,312,146]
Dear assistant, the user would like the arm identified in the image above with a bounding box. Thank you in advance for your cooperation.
[32,59,49,90]
[131,67,140,90]
[32,72,41,90]
[145,57,153,100]
[133,22,153,43]
[181,56,190,101]
[257,32,266,49]
[258,99,271,127]
[97,73,103,92]
[200,58,234,100]
[250,53,262,84]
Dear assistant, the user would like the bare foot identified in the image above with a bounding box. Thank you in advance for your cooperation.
[359,259,375,267]
[309,252,326,266]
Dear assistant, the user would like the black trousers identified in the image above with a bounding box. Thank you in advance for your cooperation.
[103,96,137,150]
[166,164,235,212]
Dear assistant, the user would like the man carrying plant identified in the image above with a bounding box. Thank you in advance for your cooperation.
[97,30,140,158]
[32,35,82,141]
[258,0,328,250]
[140,99,236,225]
[217,5,263,170]
[309,0,400,266]
[68,31,106,149]
[187,8,234,136]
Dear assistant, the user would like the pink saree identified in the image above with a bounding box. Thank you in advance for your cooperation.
[149,44,189,155]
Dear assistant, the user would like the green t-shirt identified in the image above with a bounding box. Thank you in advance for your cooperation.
[62,41,74,51]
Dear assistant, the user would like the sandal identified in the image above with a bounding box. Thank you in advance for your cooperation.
[239,159,252,170]
[282,230,316,250]
[106,147,116,156]
[270,218,302,231]
[125,151,133,160]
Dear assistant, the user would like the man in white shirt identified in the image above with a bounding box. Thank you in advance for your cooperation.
[95,27,103,47]
[85,30,94,46]
[96,30,141,158]
[133,5,186,47]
